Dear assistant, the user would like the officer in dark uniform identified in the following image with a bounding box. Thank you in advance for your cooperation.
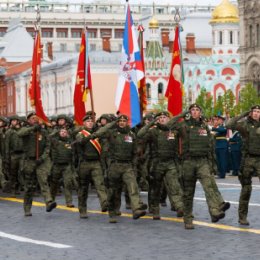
[211,115,228,178]
[229,131,242,176]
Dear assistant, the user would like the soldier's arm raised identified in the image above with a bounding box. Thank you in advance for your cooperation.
[225,111,250,134]
[17,125,39,137]
[91,121,117,139]
[167,110,188,129]
[137,119,156,138]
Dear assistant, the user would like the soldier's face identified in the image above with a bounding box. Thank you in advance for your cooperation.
[28,115,39,125]
[118,119,128,128]
[251,109,260,121]
[58,119,66,126]
[59,129,68,137]
[190,108,201,120]
[100,118,107,126]
[84,119,94,129]
[11,119,18,127]
[158,115,169,125]
[0,121,4,127]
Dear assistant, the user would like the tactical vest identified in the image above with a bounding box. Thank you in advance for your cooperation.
[187,124,211,156]
[22,128,47,158]
[52,138,73,164]
[9,129,24,153]
[248,125,260,155]
[153,128,177,159]
[80,141,100,160]
[110,130,135,161]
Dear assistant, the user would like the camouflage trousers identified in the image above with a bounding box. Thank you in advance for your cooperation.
[22,157,53,211]
[238,155,260,221]
[108,161,141,216]
[182,157,225,224]
[9,153,24,193]
[50,163,77,205]
[78,160,107,214]
[150,159,183,215]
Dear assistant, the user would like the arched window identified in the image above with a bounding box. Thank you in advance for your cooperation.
[158,83,164,100]
[257,24,260,47]
[146,83,151,99]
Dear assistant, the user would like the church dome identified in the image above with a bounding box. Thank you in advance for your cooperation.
[149,17,159,29]
[210,0,239,24]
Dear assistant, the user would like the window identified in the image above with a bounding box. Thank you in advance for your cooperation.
[230,31,233,44]
[75,44,80,52]
[57,30,68,38]
[249,25,253,47]
[90,44,96,51]
[115,29,124,39]
[60,43,67,52]
[88,30,97,38]
[0,27,6,37]
[146,83,151,99]
[257,24,260,47]
[219,31,223,45]
[71,30,81,38]
[158,83,164,99]
[42,29,53,38]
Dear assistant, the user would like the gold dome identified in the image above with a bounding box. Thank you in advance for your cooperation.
[149,17,159,29]
[210,0,239,24]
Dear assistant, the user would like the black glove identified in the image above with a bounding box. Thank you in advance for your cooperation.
[36,158,44,166]
[33,124,42,131]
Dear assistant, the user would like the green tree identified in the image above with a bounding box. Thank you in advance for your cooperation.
[152,98,167,112]
[214,95,224,116]
[223,89,236,116]
[195,87,213,118]
[237,83,260,113]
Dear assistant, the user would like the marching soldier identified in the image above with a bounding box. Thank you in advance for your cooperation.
[75,114,108,219]
[5,115,24,195]
[137,111,184,220]
[90,115,146,223]
[49,128,76,207]
[226,105,260,225]
[168,104,230,229]
[17,112,56,216]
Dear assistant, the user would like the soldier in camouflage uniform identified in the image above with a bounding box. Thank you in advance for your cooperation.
[75,115,108,219]
[17,112,56,216]
[90,115,146,223]
[168,104,230,229]
[137,111,183,220]
[5,115,24,195]
[50,128,76,207]
[0,116,10,191]
[226,105,260,225]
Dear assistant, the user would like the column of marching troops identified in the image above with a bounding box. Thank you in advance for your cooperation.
[0,103,259,229]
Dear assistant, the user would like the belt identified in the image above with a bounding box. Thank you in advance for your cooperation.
[216,137,227,140]
[229,142,238,144]
[82,158,99,162]
[11,151,23,154]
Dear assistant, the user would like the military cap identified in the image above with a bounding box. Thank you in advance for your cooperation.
[155,111,170,118]
[86,111,96,116]
[49,115,57,122]
[217,115,225,120]
[26,112,37,120]
[9,115,20,121]
[0,116,8,124]
[143,113,154,120]
[57,114,68,121]
[189,103,202,111]
[100,114,112,122]
[117,114,128,120]
[82,114,94,122]
[251,105,260,110]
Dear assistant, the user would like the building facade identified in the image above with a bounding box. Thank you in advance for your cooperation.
[238,0,260,94]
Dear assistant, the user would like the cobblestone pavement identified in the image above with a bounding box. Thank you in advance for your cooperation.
[0,176,260,260]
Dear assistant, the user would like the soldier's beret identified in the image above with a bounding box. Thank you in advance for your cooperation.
[82,114,94,122]
[9,115,20,121]
[143,113,154,120]
[118,114,128,120]
[155,111,169,118]
[251,105,260,110]
[189,103,202,110]
[26,112,37,120]
[57,114,68,121]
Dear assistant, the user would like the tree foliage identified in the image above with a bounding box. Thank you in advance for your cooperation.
[195,87,213,118]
